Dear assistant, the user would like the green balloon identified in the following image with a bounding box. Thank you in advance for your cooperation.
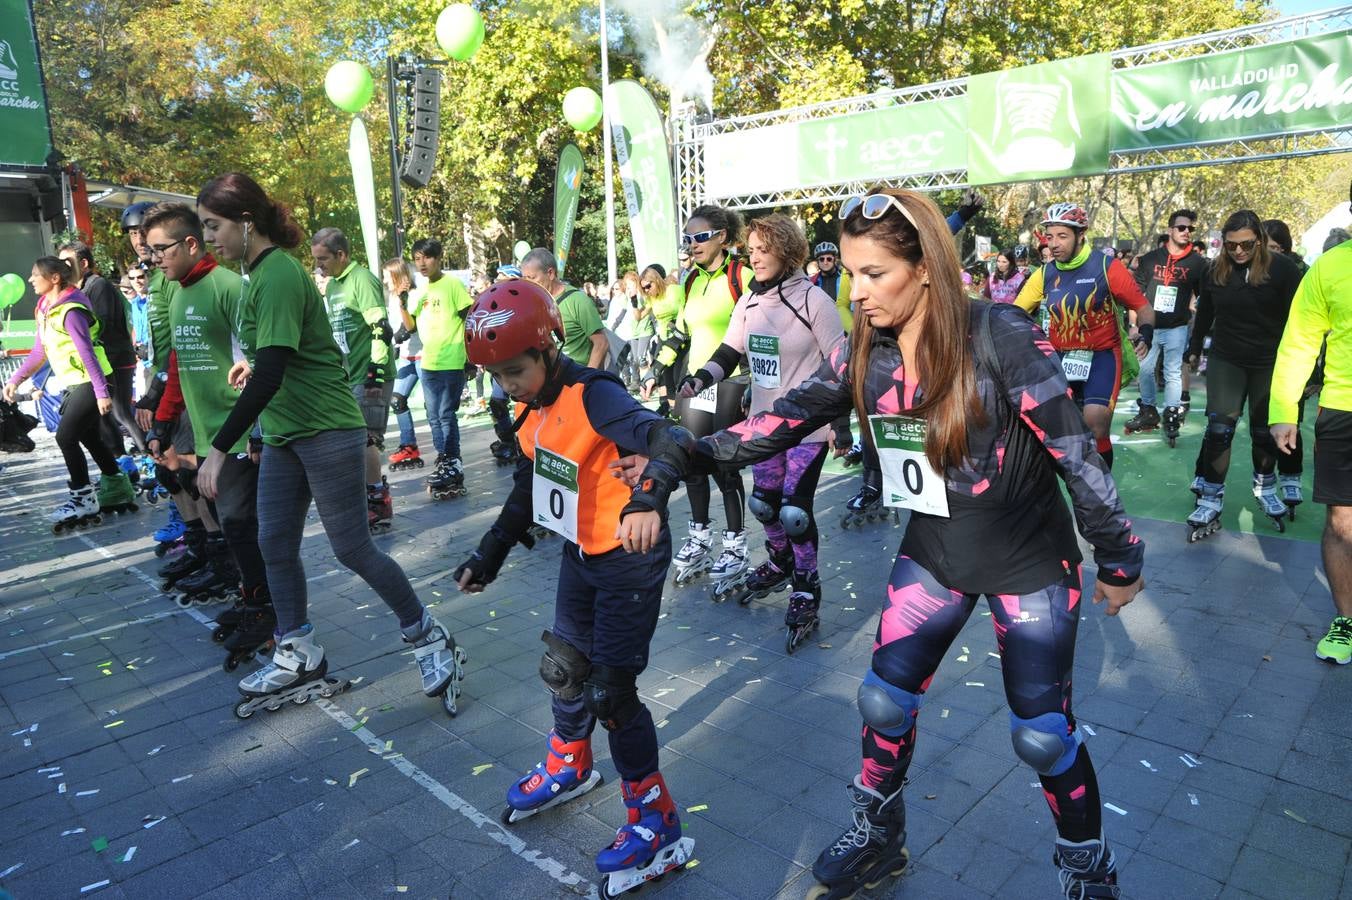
[324,61,374,114]
[0,273,23,308]
[563,86,603,132]
[513,240,531,262]
[436,4,485,61]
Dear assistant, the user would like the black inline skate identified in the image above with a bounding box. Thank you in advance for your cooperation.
[841,441,864,467]
[159,525,208,592]
[173,535,241,608]
[489,439,518,466]
[1122,403,1160,435]
[427,454,467,500]
[1161,405,1183,448]
[222,590,277,673]
[808,775,908,900]
[840,475,898,529]
[730,542,793,606]
[785,570,821,655]
[1053,832,1121,899]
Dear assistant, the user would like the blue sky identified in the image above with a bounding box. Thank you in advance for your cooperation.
[1278,0,1342,14]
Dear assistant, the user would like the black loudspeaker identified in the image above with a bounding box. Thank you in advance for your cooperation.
[400,68,441,188]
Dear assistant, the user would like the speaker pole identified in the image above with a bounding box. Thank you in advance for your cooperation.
[385,53,406,259]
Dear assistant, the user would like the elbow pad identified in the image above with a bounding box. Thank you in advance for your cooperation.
[393,325,411,345]
[373,318,394,344]
[620,423,696,519]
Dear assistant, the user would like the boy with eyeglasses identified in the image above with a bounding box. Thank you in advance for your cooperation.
[1126,210,1207,444]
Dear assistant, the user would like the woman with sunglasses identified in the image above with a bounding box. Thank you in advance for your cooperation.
[641,264,683,417]
[651,205,753,596]
[1184,211,1304,540]
[681,190,1144,899]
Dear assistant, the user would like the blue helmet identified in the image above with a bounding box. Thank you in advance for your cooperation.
[120,201,156,233]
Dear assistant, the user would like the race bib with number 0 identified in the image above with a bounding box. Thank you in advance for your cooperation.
[532,447,580,543]
[869,415,950,517]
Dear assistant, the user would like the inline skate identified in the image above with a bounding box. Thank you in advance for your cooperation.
[501,731,603,825]
[136,455,166,504]
[709,530,749,603]
[152,502,186,557]
[234,624,347,719]
[96,471,138,515]
[1278,473,1302,521]
[367,476,393,533]
[1161,406,1183,448]
[51,484,102,534]
[785,570,822,655]
[427,454,467,500]
[159,526,209,592]
[1252,472,1287,533]
[596,771,694,899]
[729,542,793,606]
[1186,481,1224,543]
[1054,832,1121,899]
[841,442,864,467]
[222,589,277,673]
[840,476,897,529]
[402,611,468,716]
[173,534,241,608]
[671,521,713,587]
[1122,403,1160,435]
[388,443,423,470]
[489,439,519,466]
[807,776,909,900]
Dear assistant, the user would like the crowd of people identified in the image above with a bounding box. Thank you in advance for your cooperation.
[1,172,1350,900]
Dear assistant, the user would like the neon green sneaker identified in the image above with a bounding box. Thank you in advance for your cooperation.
[1315,616,1352,665]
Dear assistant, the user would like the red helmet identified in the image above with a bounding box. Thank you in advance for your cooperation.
[464,278,564,366]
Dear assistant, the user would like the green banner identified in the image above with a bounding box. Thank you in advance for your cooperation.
[704,96,968,200]
[553,143,583,278]
[968,54,1111,186]
[1111,30,1352,152]
[606,80,677,275]
[0,0,53,167]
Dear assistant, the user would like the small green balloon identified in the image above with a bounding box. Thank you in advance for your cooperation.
[0,273,23,308]
[562,86,603,132]
[513,241,531,262]
[325,61,374,114]
[436,4,485,61]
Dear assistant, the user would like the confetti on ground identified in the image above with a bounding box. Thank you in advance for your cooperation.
[348,768,369,788]
[147,746,164,756]
[0,863,23,878]
[925,793,937,800]
[47,771,63,778]
[79,879,110,894]
[1081,725,1096,736]
[355,707,367,717]
[746,678,761,684]
[956,655,969,663]
[385,740,393,752]
[484,626,499,632]
[91,837,109,853]
[655,719,668,728]
[58,783,66,794]
[38,766,59,773]
[75,790,100,797]
[120,846,137,863]
[1180,753,1201,767]
[740,656,758,661]
[843,606,856,611]
[324,778,338,786]
[57,677,73,681]
[965,681,985,687]
[1188,793,1199,806]
[940,709,950,718]
[471,764,493,776]
[686,804,708,813]
[171,775,193,784]
[342,839,360,850]
[1140,760,1157,772]
[1103,803,1128,816]
[818,643,832,649]
[988,652,1001,659]
[142,816,166,829]
[489,610,496,617]
[1283,809,1308,824]
[676,625,690,630]
[62,828,86,836]
[267,853,286,863]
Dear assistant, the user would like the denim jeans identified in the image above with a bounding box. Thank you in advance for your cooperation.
[421,367,465,458]
[1137,324,1188,409]
[392,360,422,447]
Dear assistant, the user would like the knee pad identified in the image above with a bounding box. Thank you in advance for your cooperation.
[1010,711,1081,776]
[539,630,590,701]
[583,664,642,731]
[367,432,384,452]
[779,502,813,537]
[1204,416,1236,449]
[177,465,200,500]
[154,463,181,494]
[390,393,409,415]
[748,487,781,524]
[857,669,922,737]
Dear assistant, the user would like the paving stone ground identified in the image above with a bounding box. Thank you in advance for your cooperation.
[1,410,1349,900]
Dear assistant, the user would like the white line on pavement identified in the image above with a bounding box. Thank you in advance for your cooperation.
[0,610,181,661]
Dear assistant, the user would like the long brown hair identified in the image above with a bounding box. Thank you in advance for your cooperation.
[196,173,305,249]
[842,189,984,473]
[1211,209,1271,287]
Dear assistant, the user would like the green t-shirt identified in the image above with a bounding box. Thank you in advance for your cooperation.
[171,264,248,454]
[410,275,473,371]
[323,262,389,385]
[557,287,603,365]
[235,248,364,446]
[147,268,179,371]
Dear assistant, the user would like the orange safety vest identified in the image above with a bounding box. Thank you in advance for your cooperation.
[517,381,634,556]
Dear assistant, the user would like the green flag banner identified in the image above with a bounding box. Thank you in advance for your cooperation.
[1111,30,1352,152]
[0,0,53,167]
[606,80,678,275]
[553,143,584,278]
[704,96,968,199]
[967,54,1112,186]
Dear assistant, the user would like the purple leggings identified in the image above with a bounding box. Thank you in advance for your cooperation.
[751,441,827,573]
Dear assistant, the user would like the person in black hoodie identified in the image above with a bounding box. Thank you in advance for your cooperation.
[1185,210,1304,537]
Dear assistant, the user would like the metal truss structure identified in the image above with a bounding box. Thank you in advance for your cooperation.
[674,6,1352,215]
